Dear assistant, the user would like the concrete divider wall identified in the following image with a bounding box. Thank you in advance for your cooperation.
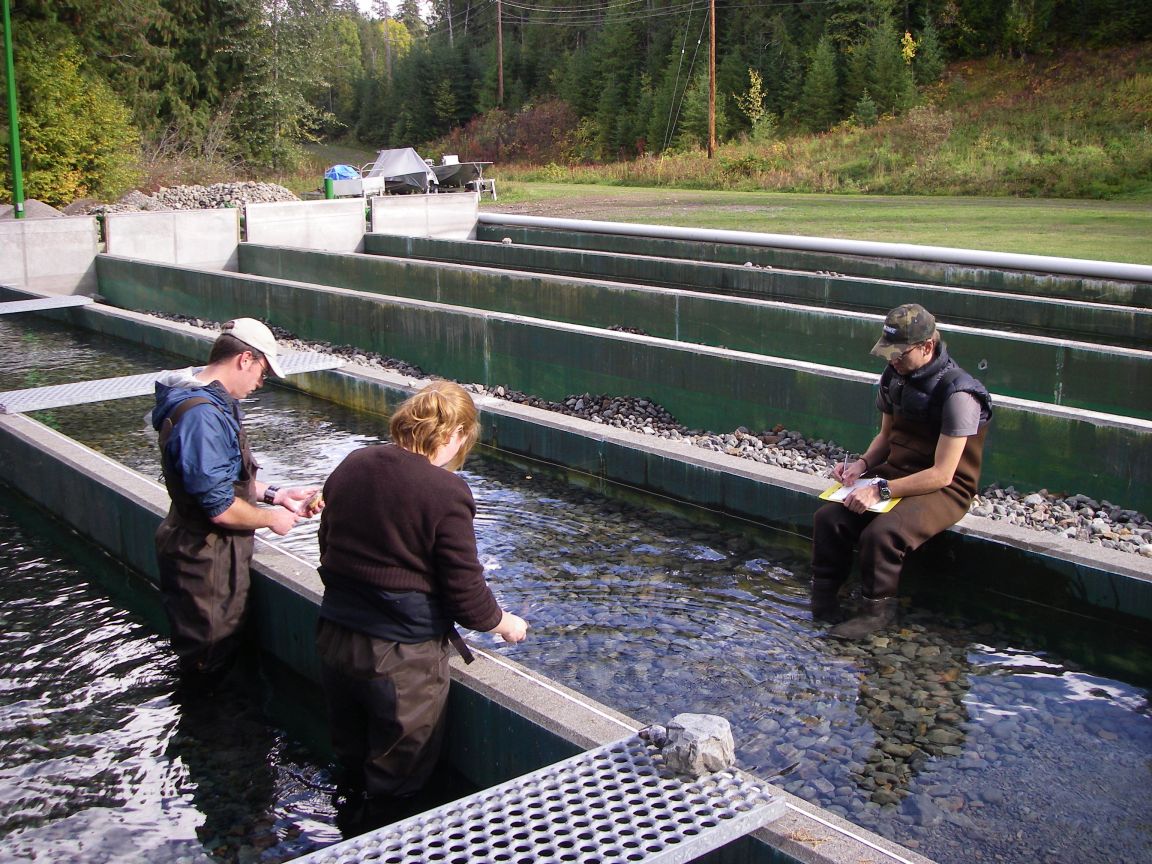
[8,291,1152,630]
[370,192,479,239]
[0,215,99,295]
[239,244,1152,420]
[364,233,1152,349]
[245,198,367,252]
[93,256,1152,513]
[105,209,241,270]
[476,223,1152,309]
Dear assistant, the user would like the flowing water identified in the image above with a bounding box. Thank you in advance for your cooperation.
[2,316,1150,864]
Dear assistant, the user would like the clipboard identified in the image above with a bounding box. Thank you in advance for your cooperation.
[819,478,902,513]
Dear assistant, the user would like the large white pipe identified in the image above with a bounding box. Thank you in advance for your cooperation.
[478,213,1152,284]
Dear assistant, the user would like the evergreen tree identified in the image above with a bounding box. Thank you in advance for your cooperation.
[843,11,915,118]
[798,35,841,132]
[866,11,917,115]
[914,15,946,84]
[854,89,879,126]
[758,15,806,123]
[232,0,339,171]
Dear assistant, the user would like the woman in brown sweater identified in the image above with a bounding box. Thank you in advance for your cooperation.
[316,380,528,832]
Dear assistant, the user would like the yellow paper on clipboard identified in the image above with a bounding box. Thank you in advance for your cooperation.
[819,478,902,513]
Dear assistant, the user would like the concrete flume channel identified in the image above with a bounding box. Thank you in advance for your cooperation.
[0,305,931,864]
[2,208,1151,864]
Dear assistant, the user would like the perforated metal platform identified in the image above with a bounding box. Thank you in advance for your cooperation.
[0,352,345,414]
[294,734,785,864]
[0,296,93,315]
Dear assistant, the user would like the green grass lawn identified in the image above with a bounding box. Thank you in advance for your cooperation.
[485,182,1152,265]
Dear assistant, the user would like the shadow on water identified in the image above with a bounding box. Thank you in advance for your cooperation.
[2,315,1151,864]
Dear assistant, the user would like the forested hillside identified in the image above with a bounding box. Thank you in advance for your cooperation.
[2,1,1151,205]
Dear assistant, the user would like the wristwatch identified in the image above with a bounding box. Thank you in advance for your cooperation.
[876,478,891,501]
[263,484,280,505]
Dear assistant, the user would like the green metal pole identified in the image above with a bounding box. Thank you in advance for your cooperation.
[3,0,25,218]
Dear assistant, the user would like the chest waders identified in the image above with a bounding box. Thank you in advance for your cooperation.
[810,358,991,639]
[155,397,259,678]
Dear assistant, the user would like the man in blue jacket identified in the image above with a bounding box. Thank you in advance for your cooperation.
[153,318,321,688]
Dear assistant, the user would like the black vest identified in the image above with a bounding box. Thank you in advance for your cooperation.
[879,343,992,432]
[878,343,992,504]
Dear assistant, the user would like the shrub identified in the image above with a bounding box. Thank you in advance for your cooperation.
[1,35,140,206]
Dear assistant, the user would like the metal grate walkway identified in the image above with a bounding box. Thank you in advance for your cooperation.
[0,352,345,414]
[293,733,785,864]
[0,296,94,315]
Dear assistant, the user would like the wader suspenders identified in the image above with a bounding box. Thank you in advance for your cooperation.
[158,397,215,496]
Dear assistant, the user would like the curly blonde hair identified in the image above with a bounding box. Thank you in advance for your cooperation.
[389,380,479,470]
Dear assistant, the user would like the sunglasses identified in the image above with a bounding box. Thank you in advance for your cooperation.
[251,352,270,382]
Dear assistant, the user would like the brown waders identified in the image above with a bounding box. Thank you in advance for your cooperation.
[156,397,259,682]
[811,420,987,639]
[316,619,452,832]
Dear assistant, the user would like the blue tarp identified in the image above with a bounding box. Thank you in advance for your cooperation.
[324,164,361,180]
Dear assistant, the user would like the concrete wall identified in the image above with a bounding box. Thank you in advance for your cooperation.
[105,209,241,270]
[476,221,1152,310]
[364,233,1152,349]
[7,288,1150,626]
[11,279,1152,626]
[239,244,1152,420]
[91,257,1152,514]
[245,199,367,253]
[370,192,479,239]
[0,215,99,295]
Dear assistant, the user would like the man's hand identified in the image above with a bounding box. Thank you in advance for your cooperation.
[265,507,299,536]
[275,486,325,518]
[843,482,882,514]
[834,458,868,486]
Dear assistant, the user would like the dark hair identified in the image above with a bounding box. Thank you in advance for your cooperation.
[207,333,260,365]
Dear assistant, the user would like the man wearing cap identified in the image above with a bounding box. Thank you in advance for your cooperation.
[811,304,992,639]
[153,318,322,688]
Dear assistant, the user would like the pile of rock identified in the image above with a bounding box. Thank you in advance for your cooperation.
[88,182,299,215]
[970,487,1152,554]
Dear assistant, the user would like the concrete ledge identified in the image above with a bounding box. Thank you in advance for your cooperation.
[364,233,1152,349]
[476,217,1152,307]
[90,256,1152,514]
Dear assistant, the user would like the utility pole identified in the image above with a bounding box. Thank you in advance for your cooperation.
[496,0,504,105]
[3,0,25,218]
[707,0,716,158]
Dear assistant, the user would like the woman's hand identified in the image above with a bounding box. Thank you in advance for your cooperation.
[491,612,529,643]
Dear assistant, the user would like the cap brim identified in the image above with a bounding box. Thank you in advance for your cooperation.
[870,339,907,362]
[265,354,287,378]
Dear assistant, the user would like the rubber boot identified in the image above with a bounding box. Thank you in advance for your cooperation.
[810,578,845,623]
[827,596,898,640]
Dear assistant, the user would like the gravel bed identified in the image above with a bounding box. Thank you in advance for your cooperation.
[159,314,1152,559]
